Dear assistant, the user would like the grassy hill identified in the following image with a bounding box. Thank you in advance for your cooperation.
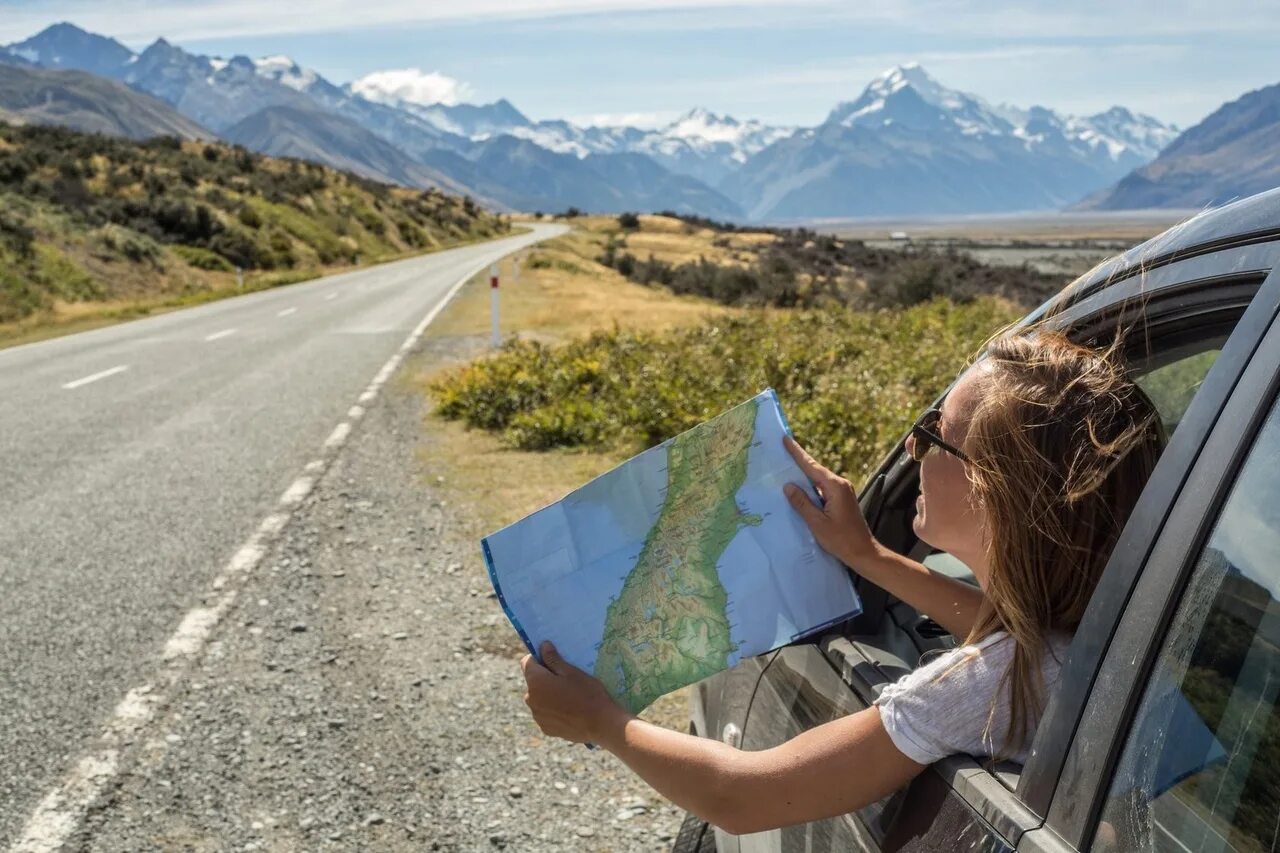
[0,63,212,141]
[0,120,509,340]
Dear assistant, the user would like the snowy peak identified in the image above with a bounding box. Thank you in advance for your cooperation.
[822,64,1178,164]
[828,63,1010,136]
[252,55,319,92]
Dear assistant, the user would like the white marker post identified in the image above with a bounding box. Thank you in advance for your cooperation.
[236,266,243,291]
[490,264,501,348]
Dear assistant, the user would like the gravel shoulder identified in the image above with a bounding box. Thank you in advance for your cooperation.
[74,335,685,851]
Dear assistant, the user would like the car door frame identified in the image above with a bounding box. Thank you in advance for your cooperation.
[1017,262,1280,851]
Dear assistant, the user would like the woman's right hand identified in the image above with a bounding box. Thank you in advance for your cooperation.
[783,436,880,570]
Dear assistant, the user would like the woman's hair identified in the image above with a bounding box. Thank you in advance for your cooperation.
[959,325,1167,755]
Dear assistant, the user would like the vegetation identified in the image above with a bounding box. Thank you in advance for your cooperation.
[0,121,508,328]
[432,297,1020,484]
[599,219,1068,311]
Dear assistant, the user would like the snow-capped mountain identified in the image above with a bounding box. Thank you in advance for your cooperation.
[1082,82,1280,210]
[829,63,1175,166]
[728,63,1179,219]
[3,24,1188,220]
[384,102,793,188]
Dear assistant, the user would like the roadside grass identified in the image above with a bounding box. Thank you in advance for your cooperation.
[424,222,738,342]
[0,235,506,351]
[411,222,748,729]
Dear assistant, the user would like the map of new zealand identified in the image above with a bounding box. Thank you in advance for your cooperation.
[482,389,862,714]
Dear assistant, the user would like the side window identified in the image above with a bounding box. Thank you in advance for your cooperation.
[1133,340,1225,436]
[1093,394,1280,852]
[919,339,1228,596]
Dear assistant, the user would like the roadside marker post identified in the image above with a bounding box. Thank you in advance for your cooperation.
[236,266,243,291]
[490,264,501,348]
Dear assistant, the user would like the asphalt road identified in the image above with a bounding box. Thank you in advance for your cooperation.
[0,223,564,844]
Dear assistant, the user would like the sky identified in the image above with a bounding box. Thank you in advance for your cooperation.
[1,0,1277,130]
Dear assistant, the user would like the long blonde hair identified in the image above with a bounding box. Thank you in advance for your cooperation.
[959,326,1166,754]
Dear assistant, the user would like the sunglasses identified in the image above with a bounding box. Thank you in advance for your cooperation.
[909,408,970,463]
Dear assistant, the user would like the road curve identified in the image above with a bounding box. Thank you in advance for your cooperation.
[0,224,565,842]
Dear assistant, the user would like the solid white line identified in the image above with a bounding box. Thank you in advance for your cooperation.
[13,232,548,852]
[61,365,128,390]
[276,307,297,317]
[324,293,337,301]
[204,328,237,342]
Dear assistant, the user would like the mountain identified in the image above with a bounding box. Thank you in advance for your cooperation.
[4,24,1189,221]
[730,63,1178,219]
[6,22,133,78]
[416,135,743,217]
[391,98,793,189]
[1082,82,1280,210]
[0,64,212,140]
[223,104,473,196]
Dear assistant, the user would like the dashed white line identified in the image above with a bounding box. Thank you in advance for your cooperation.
[62,365,128,390]
[324,292,337,301]
[276,307,297,317]
[204,328,237,342]
[13,233,547,852]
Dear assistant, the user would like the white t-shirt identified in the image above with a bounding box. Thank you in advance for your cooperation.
[874,631,1072,766]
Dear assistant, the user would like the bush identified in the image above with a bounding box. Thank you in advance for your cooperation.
[171,244,235,272]
[432,297,1019,482]
[93,224,163,264]
[617,212,641,230]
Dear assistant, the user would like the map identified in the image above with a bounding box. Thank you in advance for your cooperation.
[482,389,862,714]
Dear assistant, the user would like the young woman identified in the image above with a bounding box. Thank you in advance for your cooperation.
[518,326,1165,835]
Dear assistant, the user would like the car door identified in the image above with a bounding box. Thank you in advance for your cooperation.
[722,253,1280,853]
[1018,262,1280,852]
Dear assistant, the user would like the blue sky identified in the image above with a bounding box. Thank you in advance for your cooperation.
[2,1,1276,129]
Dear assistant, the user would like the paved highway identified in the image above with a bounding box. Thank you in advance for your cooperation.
[0,224,564,844]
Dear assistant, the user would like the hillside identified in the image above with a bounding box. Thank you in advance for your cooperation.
[223,104,474,197]
[0,64,211,141]
[1083,82,1280,210]
[0,120,508,333]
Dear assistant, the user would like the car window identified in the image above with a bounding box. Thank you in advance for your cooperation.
[1092,393,1280,853]
[914,341,1226,601]
[1133,344,1224,436]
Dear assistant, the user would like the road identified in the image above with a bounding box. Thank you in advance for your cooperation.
[0,223,564,846]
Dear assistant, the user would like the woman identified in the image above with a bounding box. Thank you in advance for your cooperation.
[519,326,1165,835]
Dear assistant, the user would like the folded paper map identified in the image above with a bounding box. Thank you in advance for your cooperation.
[482,389,862,714]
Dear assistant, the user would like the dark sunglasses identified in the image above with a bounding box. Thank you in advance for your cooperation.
[909,408,970,463]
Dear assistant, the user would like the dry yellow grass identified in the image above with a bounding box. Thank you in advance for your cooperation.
[424,224,738,342]
[412,220,758,721]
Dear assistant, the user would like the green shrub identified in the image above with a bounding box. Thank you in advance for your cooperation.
[92,224,163,264]
[432,297,1019,483]
[171,244,235,272]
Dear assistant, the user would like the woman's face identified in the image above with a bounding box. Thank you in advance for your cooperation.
[906,366,989,578]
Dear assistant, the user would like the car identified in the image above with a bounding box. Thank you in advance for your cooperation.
[679,187,1280,853]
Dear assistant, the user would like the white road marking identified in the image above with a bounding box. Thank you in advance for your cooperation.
[61,365,128,390]
[324,292,337,301]
[276,307,297,317]
[13,234,546,853]
[204,328,237,342]
[324,423,351,449]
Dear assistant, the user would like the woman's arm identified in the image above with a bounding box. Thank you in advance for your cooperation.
[845,544,984,640]
[522,642,927,835]
[784,437,984,639]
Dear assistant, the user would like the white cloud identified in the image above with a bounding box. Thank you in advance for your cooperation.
[350,68,473,107]
[566,110,679,129]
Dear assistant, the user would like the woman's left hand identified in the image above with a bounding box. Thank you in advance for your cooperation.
[520,641,629,744]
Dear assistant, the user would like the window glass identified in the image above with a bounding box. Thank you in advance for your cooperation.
[1094,396,1280,853]
[1134,346,1222,435]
